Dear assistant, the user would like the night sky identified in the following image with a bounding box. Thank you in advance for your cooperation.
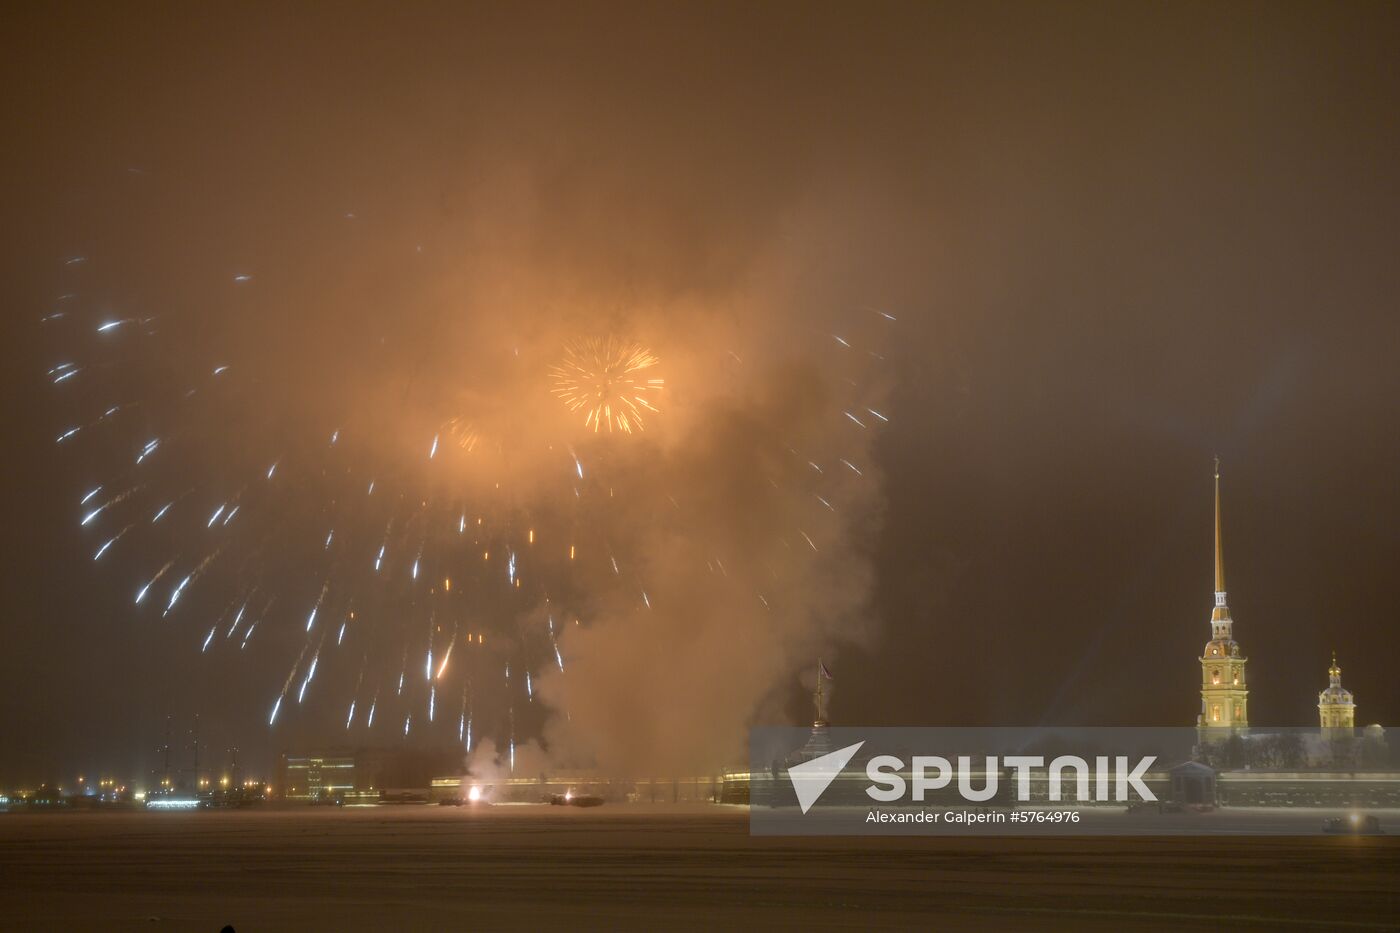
[2,2,1398,786]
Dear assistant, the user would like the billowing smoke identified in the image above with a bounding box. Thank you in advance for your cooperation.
[36,34,900,776]
[423,196,895,776]
[405,168,899,776]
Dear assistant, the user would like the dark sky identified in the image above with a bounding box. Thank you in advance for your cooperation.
[2,2,1398,786]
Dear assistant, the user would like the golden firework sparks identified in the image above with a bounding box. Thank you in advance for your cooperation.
[549,337,663,433]
[441,416,481,452]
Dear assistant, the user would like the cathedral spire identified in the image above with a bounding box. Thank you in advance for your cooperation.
[1198,460,1247,738]
[1213,457,1225,600]
[1211,458,1230,621]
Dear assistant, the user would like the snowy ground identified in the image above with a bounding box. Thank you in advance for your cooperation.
[1,803,1397,931]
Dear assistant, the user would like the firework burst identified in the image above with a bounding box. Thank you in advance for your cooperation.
[549,338,663,434]
[41,221,892,775]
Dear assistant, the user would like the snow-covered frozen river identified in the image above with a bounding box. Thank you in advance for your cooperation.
[1,803,1396,930]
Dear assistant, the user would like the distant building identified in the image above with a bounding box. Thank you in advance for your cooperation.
[277,746,464,801]
[279,754,357,800]
[1318,654,1356,738]
[1197,462,1248,740]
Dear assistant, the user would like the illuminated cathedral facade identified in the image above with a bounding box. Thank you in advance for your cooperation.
[1318,654,1356,738]
[1197,463,1249,740]
[1194,465,1371,749]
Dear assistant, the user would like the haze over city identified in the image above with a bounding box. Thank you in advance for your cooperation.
[3,0,1397,804]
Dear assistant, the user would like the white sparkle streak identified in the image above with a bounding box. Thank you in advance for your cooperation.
[165,573,193,612]
[201,627,216,652]
[227,603,246,637]
[268,695,283,726]
[306,582,328,631]
[429,434,439,459]
[843,411,866,428]
[297,653,320,703]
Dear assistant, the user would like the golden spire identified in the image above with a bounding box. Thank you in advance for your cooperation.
[1213,457,1225,595]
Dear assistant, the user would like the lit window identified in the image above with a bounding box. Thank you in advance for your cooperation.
[1211,669,1221,685]
[1211,705,1221,722]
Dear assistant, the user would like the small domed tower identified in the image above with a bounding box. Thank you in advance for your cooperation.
[1198,461,1248,741]
[1317,653,1355,739]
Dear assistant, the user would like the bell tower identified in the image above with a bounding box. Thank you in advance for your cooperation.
[1197,460,1248,740]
